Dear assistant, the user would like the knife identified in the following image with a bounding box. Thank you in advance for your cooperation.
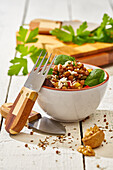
[0,103,41,125]
[1,103,66,135]
[5,52,56,134]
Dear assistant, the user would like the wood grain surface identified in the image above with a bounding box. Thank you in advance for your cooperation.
[17,19,113,66]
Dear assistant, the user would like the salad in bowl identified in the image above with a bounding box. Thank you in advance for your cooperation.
[37,55,109,122]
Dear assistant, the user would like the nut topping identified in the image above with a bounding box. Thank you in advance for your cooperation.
[82,125,105,148]
[77,145,95,156]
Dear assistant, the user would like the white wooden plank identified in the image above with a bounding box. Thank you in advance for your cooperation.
[25,0,70,23]
[81,75,113,170]
[0,117,83,170]
[0,0,26,128]
[0,0,26,107]
[71,0,113,23]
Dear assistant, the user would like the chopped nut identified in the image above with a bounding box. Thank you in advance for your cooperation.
[77,145,95,156]
[82,125,105,148]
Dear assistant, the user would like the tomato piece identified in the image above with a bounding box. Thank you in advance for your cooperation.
[84,85,90,88]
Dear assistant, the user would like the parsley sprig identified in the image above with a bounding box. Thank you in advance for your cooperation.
[50,13,113,45]
[8,26,46,76]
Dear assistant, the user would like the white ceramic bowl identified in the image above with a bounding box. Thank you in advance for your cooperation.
[37,64,109,122]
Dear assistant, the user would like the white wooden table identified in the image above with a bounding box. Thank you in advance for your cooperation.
[0,0,113,169]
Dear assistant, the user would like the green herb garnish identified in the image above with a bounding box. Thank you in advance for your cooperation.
[8,26,46,76]
[85,69,105,87]
[50,13,113,45]
[54,55,75,65]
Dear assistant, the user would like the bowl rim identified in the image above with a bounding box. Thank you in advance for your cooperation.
[42,63,109,91]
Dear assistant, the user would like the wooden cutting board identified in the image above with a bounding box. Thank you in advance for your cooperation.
[17,19,113,66]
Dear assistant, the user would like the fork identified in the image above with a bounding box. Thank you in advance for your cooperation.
[5,52,56,134]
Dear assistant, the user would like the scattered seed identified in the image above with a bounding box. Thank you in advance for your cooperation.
[30,131,33,135]
[109,129,112,132]
[51,142,55,145]
[25,144,28,148]
[56,150,60,154]
[105,126,108,129]
[68,133,71,136]
[97,164,100,168]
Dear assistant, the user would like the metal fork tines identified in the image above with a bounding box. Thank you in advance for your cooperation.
[24,52,56,92]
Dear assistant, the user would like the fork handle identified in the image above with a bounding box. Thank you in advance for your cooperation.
[5,86,38,134]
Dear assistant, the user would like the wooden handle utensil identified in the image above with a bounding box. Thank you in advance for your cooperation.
[5,87,38,134]
[0,102,41,126]
[4,52,56,135]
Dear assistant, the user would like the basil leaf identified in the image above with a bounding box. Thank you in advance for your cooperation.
[54,55,75,65]
[85,69,105,87]
[84,79,99,87]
